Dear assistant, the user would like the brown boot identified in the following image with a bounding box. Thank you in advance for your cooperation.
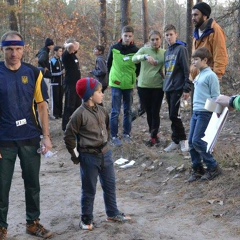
[0,227,7,240]
[26,220,53,239]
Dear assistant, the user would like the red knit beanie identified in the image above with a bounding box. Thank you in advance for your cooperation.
[76,77,100,102]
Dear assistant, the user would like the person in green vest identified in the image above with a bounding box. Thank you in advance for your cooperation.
[107,25,140,147]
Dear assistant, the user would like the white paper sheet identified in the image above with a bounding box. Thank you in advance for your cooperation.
[202,107,229,153]
[114,157,129,165]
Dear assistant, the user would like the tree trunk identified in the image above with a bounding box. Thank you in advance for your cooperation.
[8,0,18,31]
[187,0,194,115]
[142,0,149,43]
[99,0,107,47]
[121,0,130,28]
[186,0,193,62]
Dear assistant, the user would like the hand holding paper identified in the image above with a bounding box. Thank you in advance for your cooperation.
[215,95,231,108]
[204,98,223,114]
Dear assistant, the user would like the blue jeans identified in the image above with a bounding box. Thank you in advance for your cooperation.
[110,87,133,137]
[79,150,119,222]
[188,111,218,171]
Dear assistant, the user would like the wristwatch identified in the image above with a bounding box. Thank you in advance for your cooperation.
[229,95,237,108]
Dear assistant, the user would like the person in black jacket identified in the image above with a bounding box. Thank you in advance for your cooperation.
[50,46,64,119]
[36,38,54,78]
[62,38,82,131]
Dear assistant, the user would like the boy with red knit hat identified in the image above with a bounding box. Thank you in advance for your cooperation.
[64,77,130,230]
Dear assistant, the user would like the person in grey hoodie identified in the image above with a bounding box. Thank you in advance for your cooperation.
[90,45,108,93]
[163,24,192,153]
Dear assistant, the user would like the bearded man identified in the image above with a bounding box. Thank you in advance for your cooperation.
[191,2,228,81]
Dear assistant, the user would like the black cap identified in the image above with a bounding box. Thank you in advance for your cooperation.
[193,2,211,18]
[45,38,54,47]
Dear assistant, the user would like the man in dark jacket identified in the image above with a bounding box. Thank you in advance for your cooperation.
[36,38,54,78]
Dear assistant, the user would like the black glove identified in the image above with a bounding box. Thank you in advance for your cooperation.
[71,156,80,165]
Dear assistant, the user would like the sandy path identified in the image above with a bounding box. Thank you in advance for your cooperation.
[5,136,239,240]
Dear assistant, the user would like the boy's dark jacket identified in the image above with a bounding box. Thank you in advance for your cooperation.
[164,40,192,93]
[50,57,64,84]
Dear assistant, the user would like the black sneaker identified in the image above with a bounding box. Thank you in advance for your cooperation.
[188,167,205,182]
[200,166,222,181]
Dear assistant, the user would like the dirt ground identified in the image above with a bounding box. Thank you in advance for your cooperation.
[5,89,240,240]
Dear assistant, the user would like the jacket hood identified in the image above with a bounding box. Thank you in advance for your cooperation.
[168,40,187,50]
[176,40,187,47]
[36,46,50,57]
[118,38,136,46]
[193,18,214,40]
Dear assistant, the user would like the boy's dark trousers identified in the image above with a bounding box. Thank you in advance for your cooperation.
[165,90,187,143]
[51,77,63,118]
[0,146,41,228]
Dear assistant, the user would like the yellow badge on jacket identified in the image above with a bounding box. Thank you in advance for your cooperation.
[22,76,29,84]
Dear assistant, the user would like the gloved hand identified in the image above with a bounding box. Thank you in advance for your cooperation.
[71,156,80,165]
[215,95,231,108]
